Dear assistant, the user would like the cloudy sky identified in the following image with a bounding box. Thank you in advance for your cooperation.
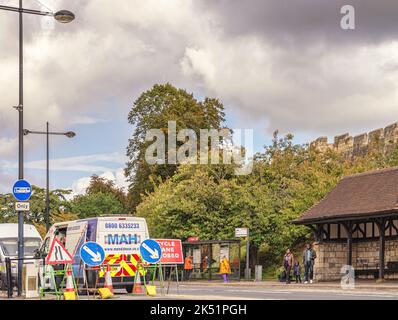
[1,0,398,194]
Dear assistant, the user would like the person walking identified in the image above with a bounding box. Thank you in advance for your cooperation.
[184,255,193,281]
[302,243,317,284]
[220,255,231,283]
[293,261,302,283]
[283,249,294,284]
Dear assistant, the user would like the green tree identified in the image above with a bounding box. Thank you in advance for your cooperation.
[86,175,128,209]
[71,175,128,218]
[0,187,72,225]
[72,192,125,218]
[126,83,226,211]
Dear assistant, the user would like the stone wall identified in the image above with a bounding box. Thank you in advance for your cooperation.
[313,239,398,281]
[311,122,398,158]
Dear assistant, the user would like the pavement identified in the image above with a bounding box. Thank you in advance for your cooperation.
[2,280,398,300]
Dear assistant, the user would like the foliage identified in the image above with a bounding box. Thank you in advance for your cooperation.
[0,187,72,225]
[71,175,128,218]
[72,192,125,218]
[136,129,398,268]
[125,83,226,211]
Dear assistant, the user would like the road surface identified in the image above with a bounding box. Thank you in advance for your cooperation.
[3,283,398,300]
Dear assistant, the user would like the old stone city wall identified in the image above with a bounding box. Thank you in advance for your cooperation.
[311,122,398,158]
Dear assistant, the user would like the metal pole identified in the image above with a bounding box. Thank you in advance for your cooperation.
[17,0,24,297]
[46,122,50,232]
[245,237,250,280]
[5,257,13,298]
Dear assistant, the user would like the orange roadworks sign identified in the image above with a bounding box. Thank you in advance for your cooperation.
[156,239,184,265]
[46,238,73,265]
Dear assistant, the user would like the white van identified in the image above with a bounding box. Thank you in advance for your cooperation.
[0,224,42,290]
[38,216,150,292]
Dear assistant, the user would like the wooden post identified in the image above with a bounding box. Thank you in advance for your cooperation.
[342,222,353,266]
[376,218,386,280]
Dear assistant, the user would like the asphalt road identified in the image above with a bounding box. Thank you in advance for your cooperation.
[3,284,398,300]
[112,284,398,300]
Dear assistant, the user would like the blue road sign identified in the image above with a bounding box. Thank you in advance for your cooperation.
[79,242,105,267]
[12,180,32,202]
[140,239,162,264]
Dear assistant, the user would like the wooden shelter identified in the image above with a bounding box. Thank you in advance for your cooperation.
[293,167,398,280]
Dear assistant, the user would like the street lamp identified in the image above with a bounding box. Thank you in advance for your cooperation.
[0,1,75,296]
[54,10,75,23]
[24,123,76,233]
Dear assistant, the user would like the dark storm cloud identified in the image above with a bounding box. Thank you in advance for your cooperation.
[200,0,398,46]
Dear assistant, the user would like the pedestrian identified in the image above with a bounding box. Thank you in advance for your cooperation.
[184,255,193,281]
[202,255,210,272]
[283,249,294,284]
[219,255,231,283]
[302,243,317,284]
[293,261,302,283]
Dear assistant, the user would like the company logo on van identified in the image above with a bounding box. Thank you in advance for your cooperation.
[105,234,141,245]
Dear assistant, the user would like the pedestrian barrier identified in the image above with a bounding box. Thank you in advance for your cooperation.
[1,257,41,299]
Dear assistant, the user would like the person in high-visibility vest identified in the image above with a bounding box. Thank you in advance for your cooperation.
[220,256,231,283]
[184,255,193,281]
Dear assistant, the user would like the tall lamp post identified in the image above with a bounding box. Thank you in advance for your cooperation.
[0,2,75,296]
[24,123,76,232]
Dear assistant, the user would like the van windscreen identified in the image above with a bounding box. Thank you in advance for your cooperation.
[0,238,41,257]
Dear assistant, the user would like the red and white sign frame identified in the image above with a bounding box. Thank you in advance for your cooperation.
[45,238,74,265]
[155,239,184,265]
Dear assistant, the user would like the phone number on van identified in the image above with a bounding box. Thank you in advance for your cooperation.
[105,223,140,229]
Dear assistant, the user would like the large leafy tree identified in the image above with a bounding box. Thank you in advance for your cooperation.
[72,192,125,218]
[135,131,369,269]
[71,175,128,218]
[125,83,226,211]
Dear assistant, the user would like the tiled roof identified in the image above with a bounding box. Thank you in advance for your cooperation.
[295,167,398,223]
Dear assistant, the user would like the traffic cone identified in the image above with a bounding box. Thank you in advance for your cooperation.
[132,272,144,295]
[64,267,77,300]
[104,264,114,294]
[98,265,114,299]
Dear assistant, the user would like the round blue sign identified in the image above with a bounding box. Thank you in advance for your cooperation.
[12,180,32,202]
[79,242,105,267]
[140,239,162,264]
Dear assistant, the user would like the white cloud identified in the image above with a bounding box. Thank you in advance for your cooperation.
[1,152,126,173]
[2,0,398,192]
[69,116,107,126]
[0,137,17,158]
[69,168,129,199]
[1,0,398,139]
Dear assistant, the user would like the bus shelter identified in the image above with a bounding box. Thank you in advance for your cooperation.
[182,240,241,281]
[293,167,398,281]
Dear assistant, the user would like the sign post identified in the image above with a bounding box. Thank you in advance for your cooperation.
[140,239,162,264]
[156,239,184,294]
[140,239,164,295]
[12,179,32,296]
[235,228,250,280]
[15,202,30,211]
[41,237,75,300]
[79,242,106,267]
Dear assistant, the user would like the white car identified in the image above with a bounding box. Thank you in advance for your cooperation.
[0,224,42,290]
